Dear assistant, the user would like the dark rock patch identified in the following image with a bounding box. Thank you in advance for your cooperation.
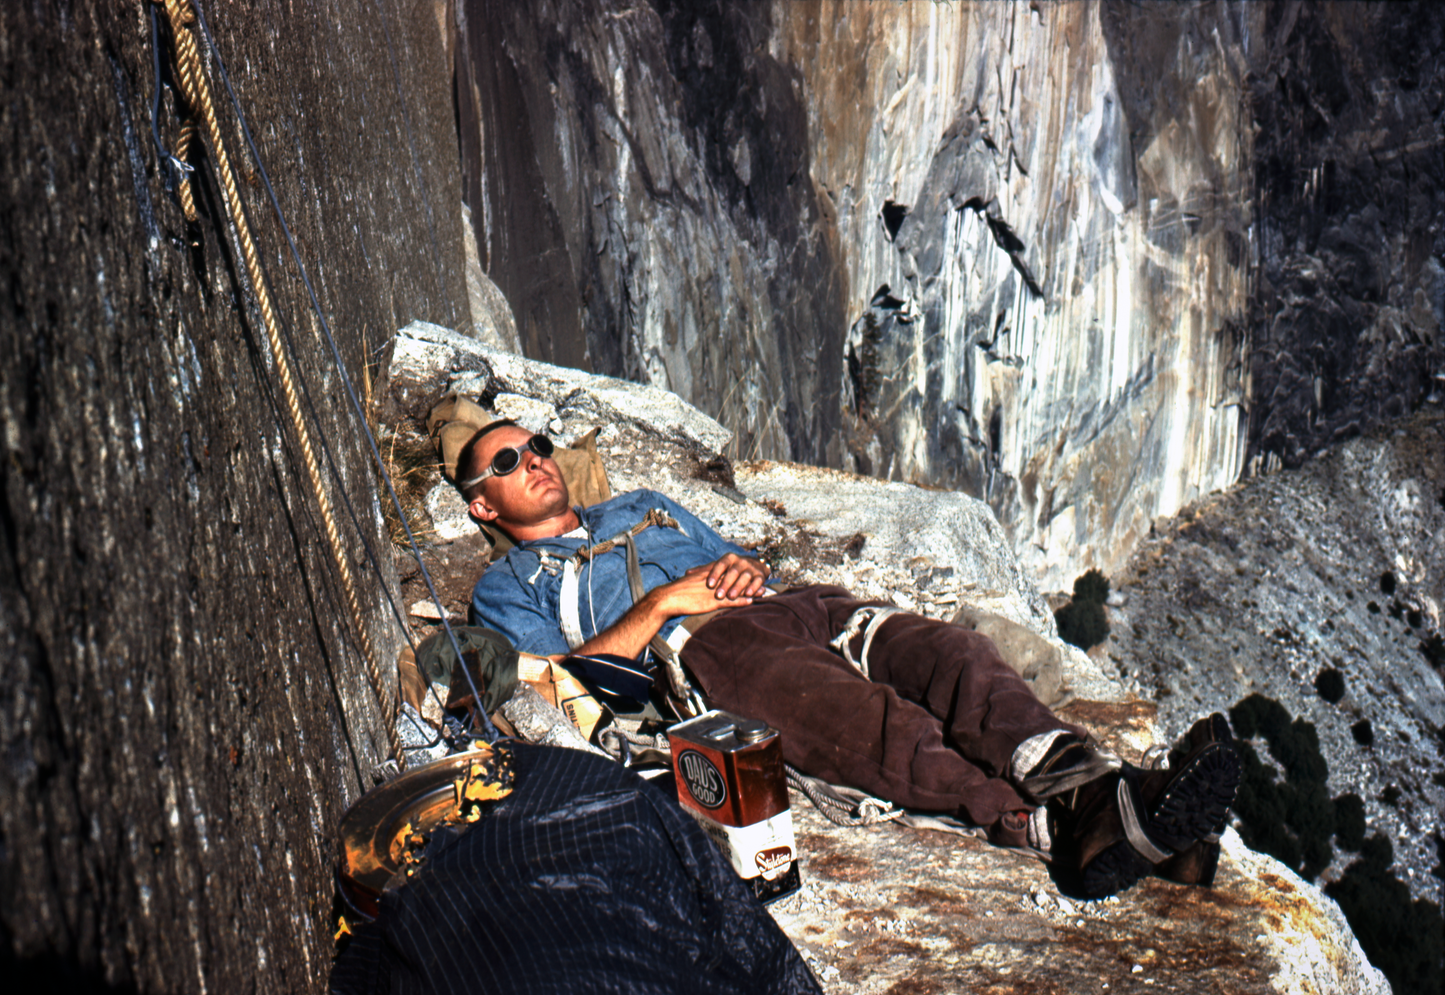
[1421,632,1445,673]
[1314,668,1346,704]
[1352,719,1375,747]
[880,201,909,242]
[1245,4,1445,472]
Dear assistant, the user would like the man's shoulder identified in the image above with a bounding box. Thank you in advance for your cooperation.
[595,487,671,509]
[582,487,681,523]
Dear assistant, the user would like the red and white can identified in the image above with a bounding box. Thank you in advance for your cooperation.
[669,710,800,903]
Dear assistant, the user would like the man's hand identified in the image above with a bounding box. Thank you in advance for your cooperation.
[573,554,770,659]
[701,552,771,601]
[650,555,767,616]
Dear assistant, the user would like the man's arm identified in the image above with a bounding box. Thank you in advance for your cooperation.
[575,554,769,658]
[470,556,574,656]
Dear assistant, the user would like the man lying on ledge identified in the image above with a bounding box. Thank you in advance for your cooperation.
[461,420,1240,898]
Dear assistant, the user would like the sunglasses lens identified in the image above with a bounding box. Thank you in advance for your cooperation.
[491,447,523,476]
[488,436,552,478]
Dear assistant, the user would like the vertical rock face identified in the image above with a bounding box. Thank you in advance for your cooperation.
[786,2,1256,589]
[455,0,847,466]
[1,1,463,989]
[457,1,1445,589]
[1245,2,1445,471]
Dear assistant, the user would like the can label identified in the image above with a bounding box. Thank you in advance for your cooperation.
[688,808,796,880]
[677,750,727,809]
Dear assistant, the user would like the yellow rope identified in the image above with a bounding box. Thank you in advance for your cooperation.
[159,0,403,767]
[572,509,680,563]
[174,120,198,222]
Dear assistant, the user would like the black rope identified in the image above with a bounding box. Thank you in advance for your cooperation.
[156,10,450,750]
[148,4,193,199]
[186,0,498,745]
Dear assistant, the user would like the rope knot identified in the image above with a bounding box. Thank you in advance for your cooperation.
[162,0,197,27]
[857,796,898,824]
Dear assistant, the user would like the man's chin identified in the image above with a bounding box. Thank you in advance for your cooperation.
[533,487,572,520]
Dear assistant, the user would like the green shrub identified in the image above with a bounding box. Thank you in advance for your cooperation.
[1315,667,1346,703]
[1327,835,1444,995]
[1056,598,1109,650]
[1271,717,1329,784]
[1230,693,1291,740]
[1072,568,1110,604]
[1229,701,1334,878]
[1334,794,1366,850]
[1228,694,1444,995]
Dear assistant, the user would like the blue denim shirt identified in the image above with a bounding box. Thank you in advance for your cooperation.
[470,489,754,656]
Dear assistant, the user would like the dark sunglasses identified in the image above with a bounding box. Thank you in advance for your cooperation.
[460,434,554,488]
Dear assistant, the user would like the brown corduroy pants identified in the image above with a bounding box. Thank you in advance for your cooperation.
[679,586,1083,839]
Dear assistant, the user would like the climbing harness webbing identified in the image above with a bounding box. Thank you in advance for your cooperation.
[558,560,586,652]
[572,509,680,563]
[153,0,500,768]
[556,510,682,653]
[828,606,907,679]
[551,510,702,717]
[618,530,706,717]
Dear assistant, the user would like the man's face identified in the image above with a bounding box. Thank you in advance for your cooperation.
[466,425,572,529]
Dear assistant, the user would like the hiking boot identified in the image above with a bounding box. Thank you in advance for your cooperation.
[1150,713,1238,887]
[1013,732,1122,805]
[1048,734,1240,898]
[1152,840,1222,887]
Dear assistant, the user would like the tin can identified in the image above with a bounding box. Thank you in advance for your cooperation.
[669,710,801,903]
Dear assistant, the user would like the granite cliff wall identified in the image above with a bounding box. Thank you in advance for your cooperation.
[456,0,1445,590]
[1,1,463,990]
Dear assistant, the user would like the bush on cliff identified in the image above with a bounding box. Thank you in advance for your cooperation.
[1056,569,1111,650]
[1056,598,1109,650]
[1072,568,1111,604]
[1229,692,1444,994]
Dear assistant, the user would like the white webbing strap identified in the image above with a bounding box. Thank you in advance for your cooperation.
[828,606,906,679]
[1118,778,1173,864]
[785,765,905,827]
[617,530,702,717]
[785,764,988,839]
[559,559,585,651]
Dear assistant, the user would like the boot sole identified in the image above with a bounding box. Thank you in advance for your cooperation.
[1079,744,1240,899]
[1080,834,1156,898]
[1149,741,1240,850]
